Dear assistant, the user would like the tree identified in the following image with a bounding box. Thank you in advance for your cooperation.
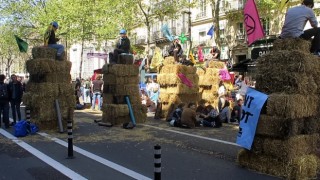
[209,0,222,49]
[0,25,26,76]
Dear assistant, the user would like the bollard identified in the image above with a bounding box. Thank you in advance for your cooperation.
[67,109,74,158]
[25,107,31,122]
[154,144,161,180]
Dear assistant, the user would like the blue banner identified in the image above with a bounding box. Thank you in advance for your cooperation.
[236,88,268,150]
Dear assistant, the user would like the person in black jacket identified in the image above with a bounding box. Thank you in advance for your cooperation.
[109,29,131,64]
[8,74,23,126]
[0,74,10,128]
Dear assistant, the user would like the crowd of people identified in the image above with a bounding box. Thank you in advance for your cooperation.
[0,74,27,129]
[74,74,104,111]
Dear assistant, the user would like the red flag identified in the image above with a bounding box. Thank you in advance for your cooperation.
[243,0,265,45]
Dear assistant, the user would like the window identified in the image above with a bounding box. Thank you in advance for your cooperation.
[238,0,245,9]
[198,0,206,18]
[262,18,270,35]
[237,22,245,40]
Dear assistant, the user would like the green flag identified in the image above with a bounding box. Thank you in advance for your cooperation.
[14,35,28,53]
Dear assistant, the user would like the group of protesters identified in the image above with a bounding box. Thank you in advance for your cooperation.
[0,74,26,129]
[74,74,104,111]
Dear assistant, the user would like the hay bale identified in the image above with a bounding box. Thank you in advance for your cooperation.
[102,93,114,104]
[103,84,139,96]
[26,59,55,74]
[303,116,320,134]
[196,67,206,76]
[106,64,139,76]
[55,60,72,72]
[256,115,304,138]
[29,73,71,83]
[32,47,57,60]
[252,134,319,161]
[207,61,225,69]
[163,56,175,65]
[273,38,310,52]
[159,64,197,74]
[266,94,319,119]
[102,113,130,125]
[255,50,318,94]
[26,83,59,97]
[102,104,129,117]
[238,149,319,179]
[164,84,199,94]
[104,74,139,85]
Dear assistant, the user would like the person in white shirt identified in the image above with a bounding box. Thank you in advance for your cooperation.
[280,0,319,55]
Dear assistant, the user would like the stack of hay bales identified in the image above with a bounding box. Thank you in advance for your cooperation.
[196,61,225,107]
[238,38,320,179]
[23,47,75,130]
[102,64,147,125]
[157,56,199,118]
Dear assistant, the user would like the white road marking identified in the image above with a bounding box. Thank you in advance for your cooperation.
[0,129,87,180]
[78,111,240,147]
[38,132,152,180]
[142,124,240,147]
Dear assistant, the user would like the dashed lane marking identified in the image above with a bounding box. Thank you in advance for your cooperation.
[38,132,152,180]
[142,124,240,147]
[0,129,87,180]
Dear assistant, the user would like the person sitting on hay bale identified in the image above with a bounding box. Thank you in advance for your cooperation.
[280,0,320,56]
[200,105,222,128]
[44,21,65,60]
[109,29,131,64]
[168,36,183,63]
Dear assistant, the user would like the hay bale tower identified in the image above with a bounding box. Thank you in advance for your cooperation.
[196,61,228,107]
[157,57,200,118]
[237,39,320,179]
[101,64,147,125]
[23,47,75,130]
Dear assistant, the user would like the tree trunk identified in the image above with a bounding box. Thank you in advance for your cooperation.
[79,39,84,79]
[187,11,192,57]
[211,0,221,48]
[146,20,150,66]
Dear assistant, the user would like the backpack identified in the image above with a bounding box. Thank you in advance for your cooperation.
[0,83,8,100]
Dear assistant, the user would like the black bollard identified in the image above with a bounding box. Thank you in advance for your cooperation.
[25,107,31,122]
[154,144,161,180]
[67,109,74,158]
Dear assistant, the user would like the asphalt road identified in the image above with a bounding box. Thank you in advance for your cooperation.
[0,107,284,180]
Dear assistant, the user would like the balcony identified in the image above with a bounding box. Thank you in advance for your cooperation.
[196,12,207,19]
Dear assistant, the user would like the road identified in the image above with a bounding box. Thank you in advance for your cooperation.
[0,107,283,180]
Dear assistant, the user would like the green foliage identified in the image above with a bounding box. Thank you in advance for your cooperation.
[225,10,243,22]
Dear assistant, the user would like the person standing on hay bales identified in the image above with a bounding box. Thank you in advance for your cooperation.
[91,75,103,111]
[8,74,23,126]
[280,0,320,56]
[168,36,183,63]
[0,74,10,129]
[109,29,131,64]
[44,21,65,60]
